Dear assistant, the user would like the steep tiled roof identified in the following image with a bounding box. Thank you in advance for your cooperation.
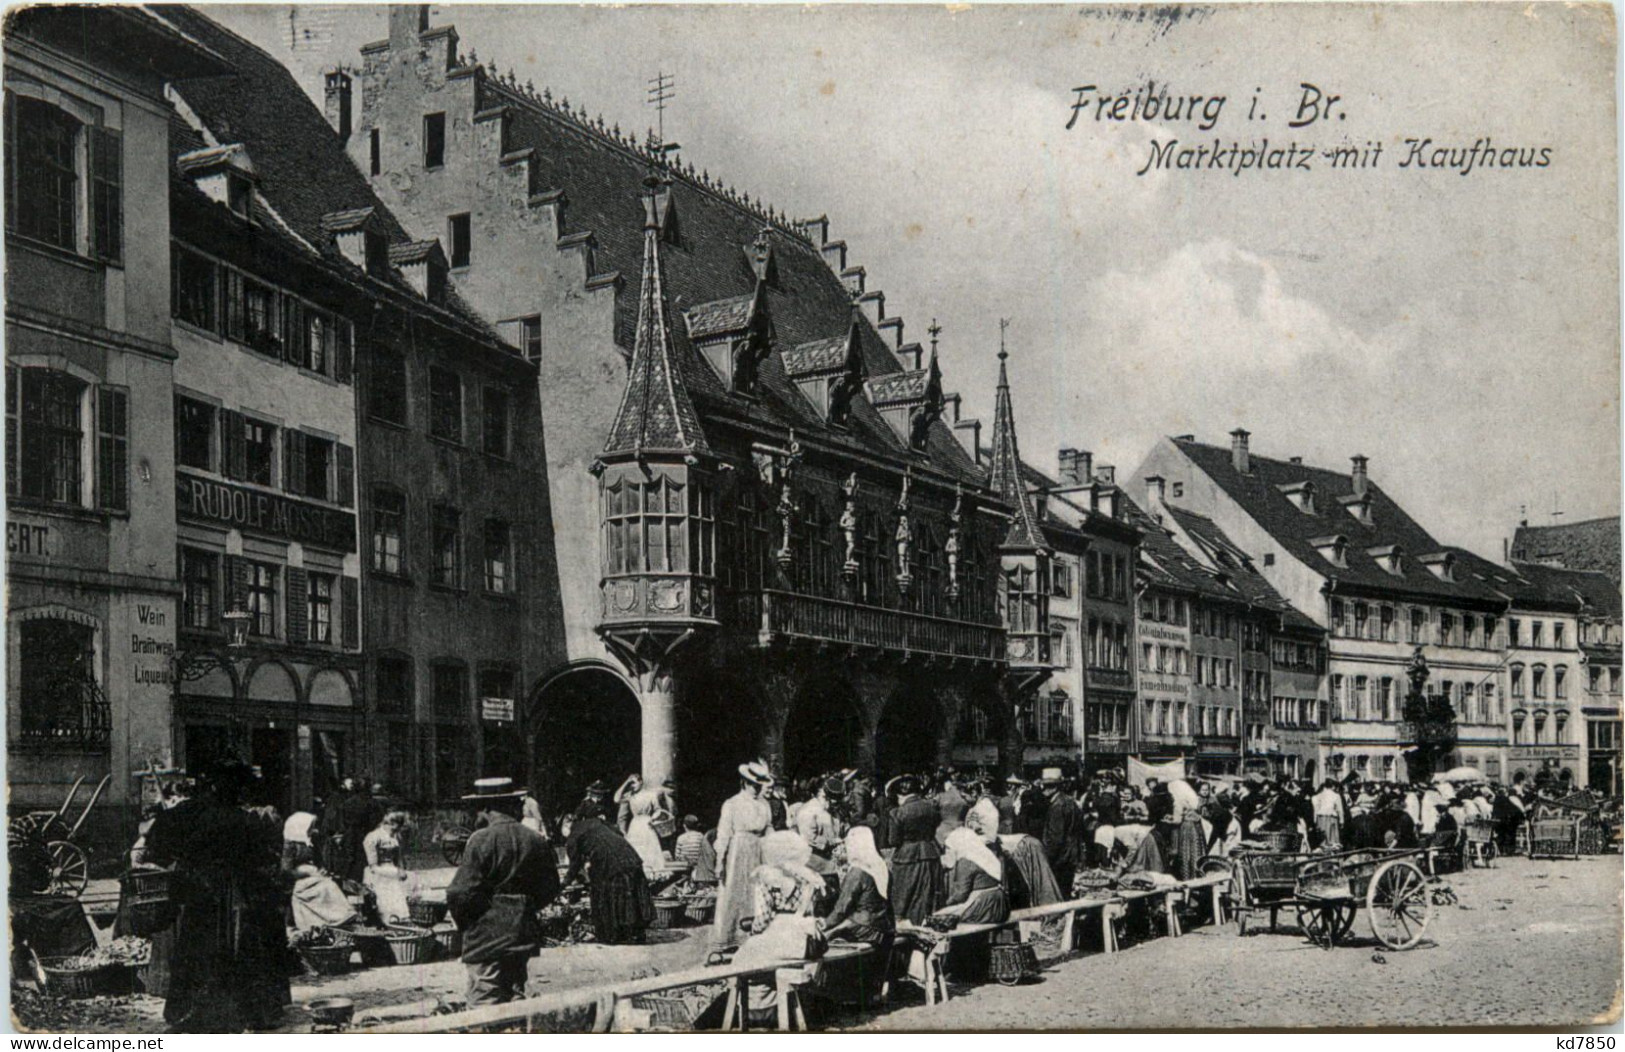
[1510,517,1621,582]
[1501,560,1623,618]
[152,6,500,345]
[865,368,931,407]
[685,294,754,340]
[474,76,985,486]
[1174,437,1506,604]
[987,351,1045,550]
[782,335,850,378]
[321,207,376,233]
[1163,506,1320,632]
[603,185,710,459]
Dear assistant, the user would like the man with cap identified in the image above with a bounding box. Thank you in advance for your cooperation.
[445,777,561,1006]
[1039,768,1085,898]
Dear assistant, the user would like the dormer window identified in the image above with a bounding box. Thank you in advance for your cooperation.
[1278,480,1317,514]
[365,232,388,274]
[227,173,252,218]
[1367,544,1404,576]
[1419,551,1457,582]
[1340,492,1373,526]
[1311,534,1348,568]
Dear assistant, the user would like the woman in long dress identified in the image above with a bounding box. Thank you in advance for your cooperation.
[933,826,1011,980]
[711,762,774,952]
[562,802,655,944]
[624,779,672,876]
[362,812,418,924]
[1167,779,1209,881]
[282,813,355,931]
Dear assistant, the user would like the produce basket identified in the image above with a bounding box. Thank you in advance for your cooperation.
[1246,831,1303,853]
[650,897,686,930]
[432,922,462,958]
[119,870,174,935]
[300,943,353,976]
[631,993,700,1029]
[35,956,116,999]
[683,899,715,925]
[408,899,449,927]
[384,925,435,965]
[989,941,1040,986]
[349,928,395,968]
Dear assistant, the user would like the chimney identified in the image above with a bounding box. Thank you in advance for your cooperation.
[324,70,353,144]
[799,215,830,246]
[945,392,962,423]
[822,240,848,272]
[1096,464,1116,485]
[857,290,885,325]
[1350,454,1369,497]
[1289,456,1303,465]
[841,266,866,295]
[897,342,923,370]
[878,316,905,350]
[1230,428,1251,474]
[1057,448,1092,486]
[389,4,429,48]
[1145,474,1167,516]
[953,419,983,464]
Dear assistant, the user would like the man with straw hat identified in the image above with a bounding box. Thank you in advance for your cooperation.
[446,777,560,1006]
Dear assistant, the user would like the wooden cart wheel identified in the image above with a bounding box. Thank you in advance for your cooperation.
[10,814,66,843]
[1231,866,1250,933]
[1367,859,1433,950]
[441,826,471,867]
[46,841,89,896]
[1297,903,1356,948]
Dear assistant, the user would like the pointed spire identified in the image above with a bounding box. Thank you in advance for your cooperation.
[988,320,1044,550]
[602,173,711,461]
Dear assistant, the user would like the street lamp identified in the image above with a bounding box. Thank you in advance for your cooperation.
[223,606,252,649]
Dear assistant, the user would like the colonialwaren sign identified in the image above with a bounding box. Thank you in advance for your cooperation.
[176,471,357,553]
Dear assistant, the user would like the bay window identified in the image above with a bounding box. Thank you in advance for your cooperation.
[601,469,714,578]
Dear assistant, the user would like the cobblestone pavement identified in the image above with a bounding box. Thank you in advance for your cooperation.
[856,856,1622,1031]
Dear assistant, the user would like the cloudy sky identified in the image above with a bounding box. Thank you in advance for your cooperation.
[215,3,1619,560]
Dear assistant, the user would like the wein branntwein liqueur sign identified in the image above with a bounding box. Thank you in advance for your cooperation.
[175,471,357,553]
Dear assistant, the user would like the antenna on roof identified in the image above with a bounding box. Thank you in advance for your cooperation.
[647,71,679,161]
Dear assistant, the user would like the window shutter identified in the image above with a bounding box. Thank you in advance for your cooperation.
[222,268,244,341]
[285,567,308,644]
[224,554,247,613]
[7,365,18,497]
[335,443,355,507]
[90,126,122,263]
[341,575,360,650]
[96,386,128,511]
[283,429,305,496]
[334,322,354,384]
[220,408,245,479]
[283,298,305,366]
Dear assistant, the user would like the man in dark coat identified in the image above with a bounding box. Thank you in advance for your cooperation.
[446,778,561,1007]
[997,776,1024,835]
[1040,771,1084,898]
[563,801,655,944]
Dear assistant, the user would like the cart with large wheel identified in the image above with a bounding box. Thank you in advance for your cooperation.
[7,775,109,897]
[1293,847,1436,950]
[1215,841,1315,937]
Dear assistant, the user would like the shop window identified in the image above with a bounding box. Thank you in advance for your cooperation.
[180,548,217,630]
[15,617,107,748]
[481,386,509,458]
[432,663,466,721]
[371,488,406,575]
[246,561,278,637]
[429,366,462,443]
[376,655,411,715]
[432,504,462,588]
[307,572,334,644]
[483,519,511,594]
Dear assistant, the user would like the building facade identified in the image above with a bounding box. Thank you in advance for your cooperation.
[159,6,563,809]
[1135,432,1509,782]
[5,8,225,846]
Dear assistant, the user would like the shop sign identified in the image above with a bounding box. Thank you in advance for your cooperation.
[481,697,516,723]
[176,470,356,552]
[7,518,50,559]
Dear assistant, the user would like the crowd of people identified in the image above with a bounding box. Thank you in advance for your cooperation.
[92,753,1618,1032]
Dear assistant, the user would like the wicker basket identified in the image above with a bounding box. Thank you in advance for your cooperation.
[990,942,1040,986]
[631,993,700,1028]
[301,943,354,976]
[384,926,435,965]
[38,959,115,998]
[1252,830,1303,853]
[349,929,394,968]
[408,899,449,927]
[650,897,686,930]
[683,899,715,925]
[649,813,676,839]
[432,923,462,958]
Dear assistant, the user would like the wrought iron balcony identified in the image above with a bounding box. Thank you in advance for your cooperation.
[15,687,111,751]
[757,589,1004,662]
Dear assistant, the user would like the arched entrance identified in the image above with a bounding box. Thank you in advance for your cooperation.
[783,677,864,782]
[531,666,640,817]
[875,683,942,779]
[676,666,767,821]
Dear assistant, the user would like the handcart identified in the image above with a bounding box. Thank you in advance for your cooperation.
[7,775,110,896]
[1463,820,1496,867]
[1209,831,1311,937]
[1293,847,1436,950]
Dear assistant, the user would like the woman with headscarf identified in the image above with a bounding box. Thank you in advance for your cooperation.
[282,812,355,931]
[711,761,775,952]
[1166,779,1208,880]
[932,826,1010,981]
[969,797,1061,909]
[822,827,893,947]
[362,811,419,924]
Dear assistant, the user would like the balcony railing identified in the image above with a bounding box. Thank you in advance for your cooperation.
[15,683,111,750]
[758,589,1004,662]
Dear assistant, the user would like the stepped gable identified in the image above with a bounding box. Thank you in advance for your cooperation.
[479,78,984,485]
[152,5,499,343]
[1163,505,1319,631]
[1510,517,1622,582]
[1174,437,1504,602]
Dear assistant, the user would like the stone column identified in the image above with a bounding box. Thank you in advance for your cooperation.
[935,681,968,768]
[637,668,678,787]
[996,676,1036,778]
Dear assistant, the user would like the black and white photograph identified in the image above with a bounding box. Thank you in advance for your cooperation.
[2,0,1620,1037]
